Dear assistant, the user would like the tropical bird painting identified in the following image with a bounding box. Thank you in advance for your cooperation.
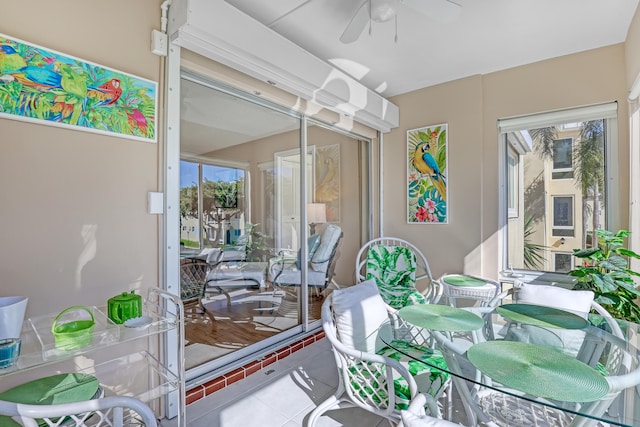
[407,124,448,223]
[0,35,156,142]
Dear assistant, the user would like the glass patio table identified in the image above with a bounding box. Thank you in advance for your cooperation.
[374,303,640,426]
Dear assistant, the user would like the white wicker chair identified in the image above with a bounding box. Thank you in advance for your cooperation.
[0,395,157,427]
[438,274,500,308]
[307,281,450,426]
[355,237,442,308]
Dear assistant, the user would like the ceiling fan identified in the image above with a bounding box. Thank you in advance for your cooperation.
[340,0,461,44]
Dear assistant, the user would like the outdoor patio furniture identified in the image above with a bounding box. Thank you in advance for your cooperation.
[421,283,640,427]
[355,237,442,308]
[204,261,268,307]
[267,224,343,294]
[0,395,157,427]
[307,279,450,426]
[438,274,501,307]
[179,259,209,312]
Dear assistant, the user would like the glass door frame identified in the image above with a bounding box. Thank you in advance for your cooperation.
[164,45,373,384]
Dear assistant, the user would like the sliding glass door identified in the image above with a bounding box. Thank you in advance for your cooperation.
[175,71,371,381]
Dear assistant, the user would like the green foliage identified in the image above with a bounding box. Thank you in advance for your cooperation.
[530,126,558,160]
[179,177,242,220]
[523,216,546,270]
[569,229,640,322]
[243,223,270,261]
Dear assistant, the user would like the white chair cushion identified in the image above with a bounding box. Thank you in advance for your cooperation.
[311,224,342,272]
[205,248,245,264]
[272,268,327,286]
[197,248,215,260]
[513,283,594,357]
[331,279,389,353]
[516,283,594,318]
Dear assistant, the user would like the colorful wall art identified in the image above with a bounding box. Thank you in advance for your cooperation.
[407,124,448,224]
[0,34,157,142]
[315,144,341,222]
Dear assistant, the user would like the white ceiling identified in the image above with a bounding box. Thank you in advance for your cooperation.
[225,0,639,98]
[181,0,639,156]
[180,79,300,155]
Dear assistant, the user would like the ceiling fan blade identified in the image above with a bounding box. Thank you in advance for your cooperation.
[404,0,461,23]
[340,0,370,44]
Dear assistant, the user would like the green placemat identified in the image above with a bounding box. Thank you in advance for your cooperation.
[442,274,488,287]
[399,304,483,332]
[0,373,99,427]
[497,303,588,329]
[467,341,609,402]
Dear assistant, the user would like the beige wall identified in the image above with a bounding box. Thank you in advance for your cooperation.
[626,6,640,90]
[388,44,630,280]
[387,75,485,278]
[2,0,639,318]
[1,0,162,317]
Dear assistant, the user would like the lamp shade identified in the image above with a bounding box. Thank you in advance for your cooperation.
[307,203,327,224]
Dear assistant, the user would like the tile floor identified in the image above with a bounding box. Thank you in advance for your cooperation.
[161,338,418,427]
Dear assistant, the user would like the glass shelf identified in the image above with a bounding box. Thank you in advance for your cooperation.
[0,294,179,377]
[0,289,185,426]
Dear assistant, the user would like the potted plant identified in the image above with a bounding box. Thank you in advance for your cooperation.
[569,229,640,322]
[244,223,271,261]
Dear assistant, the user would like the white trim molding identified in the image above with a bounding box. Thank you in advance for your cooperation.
[167,0,399,132]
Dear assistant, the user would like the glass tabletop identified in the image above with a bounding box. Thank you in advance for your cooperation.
[374,303,640,427]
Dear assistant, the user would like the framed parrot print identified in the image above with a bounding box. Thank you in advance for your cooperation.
[0,33,157,142]
[407,124,448,224]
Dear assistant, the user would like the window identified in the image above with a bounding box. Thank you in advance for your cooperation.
[552,138,574,179]
[179,159,246,252]
[499,102,617,273]
[552,196,574,237]
[553,252,574,273]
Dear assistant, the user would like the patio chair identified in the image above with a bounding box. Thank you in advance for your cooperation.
[355,237,442,309]
[307,279,450,426]
[438,274,500,308]
[442,282,639,427]
[268,224,343,296]
[485,282,623,357]
[0,395,157,427]
[179,259,209,312]
[355,237,453,415]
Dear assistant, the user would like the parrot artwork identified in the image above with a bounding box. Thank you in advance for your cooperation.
[0,35,155,140]
[87,78,123,106]
[0,45,27,74]
[412,131,447,201]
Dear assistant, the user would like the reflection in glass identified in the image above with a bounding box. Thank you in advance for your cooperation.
[178,75,370,377]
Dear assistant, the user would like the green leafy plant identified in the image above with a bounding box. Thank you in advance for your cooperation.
[244,223,270,262]
[569,229,640,322]
[523,216,546,270]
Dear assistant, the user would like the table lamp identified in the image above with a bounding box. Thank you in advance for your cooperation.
[307,203,327,235]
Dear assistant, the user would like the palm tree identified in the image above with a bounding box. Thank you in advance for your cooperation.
[574,120,605,248]
[528,123,605,259]
[523,215,546,269]
[530,126,558,159]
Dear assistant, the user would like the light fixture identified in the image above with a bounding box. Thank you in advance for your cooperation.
[560,238,566,245]
[307,203,327,235]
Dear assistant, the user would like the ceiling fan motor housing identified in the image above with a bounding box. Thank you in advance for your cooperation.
[371,0,399,23]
